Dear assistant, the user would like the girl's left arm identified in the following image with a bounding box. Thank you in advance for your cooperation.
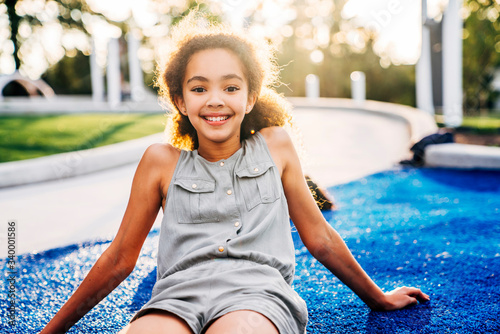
[268,127,429,311]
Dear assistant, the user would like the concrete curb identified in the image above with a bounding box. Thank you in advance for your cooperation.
[288,97,438,145]
[425,143,500,169]
[0,133,164,188]
[0,95,164,114]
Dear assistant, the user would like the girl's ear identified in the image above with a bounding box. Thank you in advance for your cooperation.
[174,95,187,115]
[246,92,258,114]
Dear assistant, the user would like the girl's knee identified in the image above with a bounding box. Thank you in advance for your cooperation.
[118,311,193,334]
[205,310,279,334]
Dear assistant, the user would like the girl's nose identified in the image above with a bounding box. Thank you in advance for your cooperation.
[206,92,225,108]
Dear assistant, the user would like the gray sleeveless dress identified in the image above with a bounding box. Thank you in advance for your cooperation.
[131,132,308,333]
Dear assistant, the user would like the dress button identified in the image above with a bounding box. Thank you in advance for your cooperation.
[192,184,197,189]
[226,189,232,195]
[218,246,225,252]
[234,222,240,227]
[254,167,259,172]
[220,161,225,167]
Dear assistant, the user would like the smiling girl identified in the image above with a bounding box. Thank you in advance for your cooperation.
[40,12,428,334]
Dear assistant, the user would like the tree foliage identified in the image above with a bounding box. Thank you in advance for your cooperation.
[41,51,91,94]
[462,0,500,112]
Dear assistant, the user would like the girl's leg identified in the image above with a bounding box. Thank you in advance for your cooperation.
[204,310,279,334]
[118,310,193,334]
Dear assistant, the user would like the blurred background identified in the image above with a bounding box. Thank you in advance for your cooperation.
[0,0,499,164]
[0,0,499,109]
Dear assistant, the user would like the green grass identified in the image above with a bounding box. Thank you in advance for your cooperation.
[0,113,167,163]
[461,116,500,130]
[436,114,500,133]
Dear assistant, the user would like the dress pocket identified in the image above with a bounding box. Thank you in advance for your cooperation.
[173,178,218,223]
[236,161,281,211]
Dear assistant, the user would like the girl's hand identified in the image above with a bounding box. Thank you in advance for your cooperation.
[375,287,430,311]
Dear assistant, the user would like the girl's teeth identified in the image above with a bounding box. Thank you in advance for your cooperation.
[205,116,228,122]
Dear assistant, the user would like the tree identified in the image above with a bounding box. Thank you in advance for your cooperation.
[462,0,500,113]
[4,0,98,73]
[5,0,21,69]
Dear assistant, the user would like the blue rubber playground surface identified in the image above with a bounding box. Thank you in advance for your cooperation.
[1,168,499,333]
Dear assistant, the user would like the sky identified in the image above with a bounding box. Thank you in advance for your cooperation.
[341,0,448,65]
[217,0,449,64]
[0,0,449,79]
[343,0,423,64]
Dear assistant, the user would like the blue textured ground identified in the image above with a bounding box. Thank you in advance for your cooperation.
[1,168,499,333]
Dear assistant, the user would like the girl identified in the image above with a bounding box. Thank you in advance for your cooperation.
[41,12,429,334]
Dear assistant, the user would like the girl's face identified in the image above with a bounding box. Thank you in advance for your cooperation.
[175,48,256,149]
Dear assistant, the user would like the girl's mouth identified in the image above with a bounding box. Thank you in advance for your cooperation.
[203,116,229,122]
[203,115,230,124]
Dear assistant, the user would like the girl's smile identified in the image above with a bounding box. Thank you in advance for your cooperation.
[202,114,231,125]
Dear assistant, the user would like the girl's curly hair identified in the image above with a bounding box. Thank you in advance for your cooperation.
[156,11,293,150]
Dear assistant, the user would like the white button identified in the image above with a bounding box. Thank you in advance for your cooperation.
[218,246,225,252]
[220,161,225,167]
[227,189,232,195]
[192,184,197,189]
[234,222,240,227]
[254,168,259,172]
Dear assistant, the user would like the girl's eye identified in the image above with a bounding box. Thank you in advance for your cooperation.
[191,87,206,93]
[225,86,240,92]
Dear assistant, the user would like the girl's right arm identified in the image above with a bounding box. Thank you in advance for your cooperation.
[40,143,179,334]
[263,127,429,311]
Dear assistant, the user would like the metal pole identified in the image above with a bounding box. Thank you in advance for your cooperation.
[305,74,320,100]
[107,37,121,108]
[90,38,104,103]
[442,0,463,127]
[350,71,366,104]
[416,0,435,115]
[127,31,145,102]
